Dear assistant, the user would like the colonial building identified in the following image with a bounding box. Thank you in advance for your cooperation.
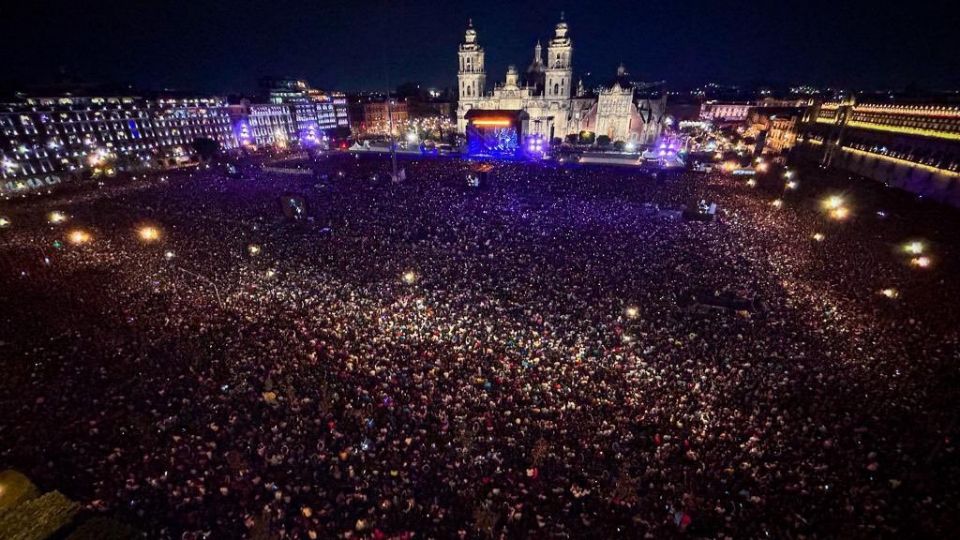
[455,17,666,145]
[795,98,960,206]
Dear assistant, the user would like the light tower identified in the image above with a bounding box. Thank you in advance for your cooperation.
[457,19,486,133]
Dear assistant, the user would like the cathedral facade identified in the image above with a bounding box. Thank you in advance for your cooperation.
[456,17,666,145]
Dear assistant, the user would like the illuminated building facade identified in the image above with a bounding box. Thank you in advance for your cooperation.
[796,98,960,206]
[455,17,665,145]
[246,104,297,147]
[261,78,351,139]
[699,101,752,123]
[1,95,237,195]
[742,107,803,155]
[360,100,410,135]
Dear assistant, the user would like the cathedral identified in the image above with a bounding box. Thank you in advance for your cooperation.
[456,16,666,145]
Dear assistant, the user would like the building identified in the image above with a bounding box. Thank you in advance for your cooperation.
[455,17,666,145]
[742,106,804,155]
[261,78,350,137]
[795,98,960,206]
[361,100,409,135]
[767,114,800,154]
[699,101,753,124]
[1,95,237,195]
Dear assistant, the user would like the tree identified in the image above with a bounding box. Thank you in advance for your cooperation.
[192,137,220,163]
[613,140,626,152]
[551,137,563,147]
[578,131,595,145]
[597,135,612,148]
[565,133,578,144]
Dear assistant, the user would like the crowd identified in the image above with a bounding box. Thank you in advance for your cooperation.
[1,153,959,538]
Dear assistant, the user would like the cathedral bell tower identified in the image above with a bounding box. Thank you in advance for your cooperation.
[457,19,486,133]
[545,13,572,100]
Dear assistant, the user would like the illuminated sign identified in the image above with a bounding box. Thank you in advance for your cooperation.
[471,119,512,127]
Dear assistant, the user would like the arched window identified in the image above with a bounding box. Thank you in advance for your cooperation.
[553,83,560,95]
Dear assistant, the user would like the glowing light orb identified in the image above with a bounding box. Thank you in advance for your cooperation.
[625,306,639,319]
[48,211,67,224]
[746,179,757,187]
[138,226,161,242]
[822,195,844,210]
[786,181,798,190]
[67,229,91,245]
[829,207,850,221]
[0,216,10,228]
[266,269,277,278]
[402,271,417,284]
[771,199,783,208]
[164,250,176,260]
[756,163,769,173]
[247,244,262,256]
[812,233,825,242]
[911,256,931,268]
[880,288,899,299]
[903,241,924,255]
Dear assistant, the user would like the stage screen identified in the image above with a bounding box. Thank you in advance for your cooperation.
[466,123,520,157]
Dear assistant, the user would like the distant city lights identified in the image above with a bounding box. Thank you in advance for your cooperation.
[625,306,639,319]
[402,270,418,284]
[247,244,262,256]
[48,211,68,224]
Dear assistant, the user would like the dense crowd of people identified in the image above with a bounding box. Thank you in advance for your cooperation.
[1,152,959,538]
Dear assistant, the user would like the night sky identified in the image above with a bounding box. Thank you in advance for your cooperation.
[5,0,958,94]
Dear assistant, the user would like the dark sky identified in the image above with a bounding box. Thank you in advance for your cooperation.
[4,0,958,94]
